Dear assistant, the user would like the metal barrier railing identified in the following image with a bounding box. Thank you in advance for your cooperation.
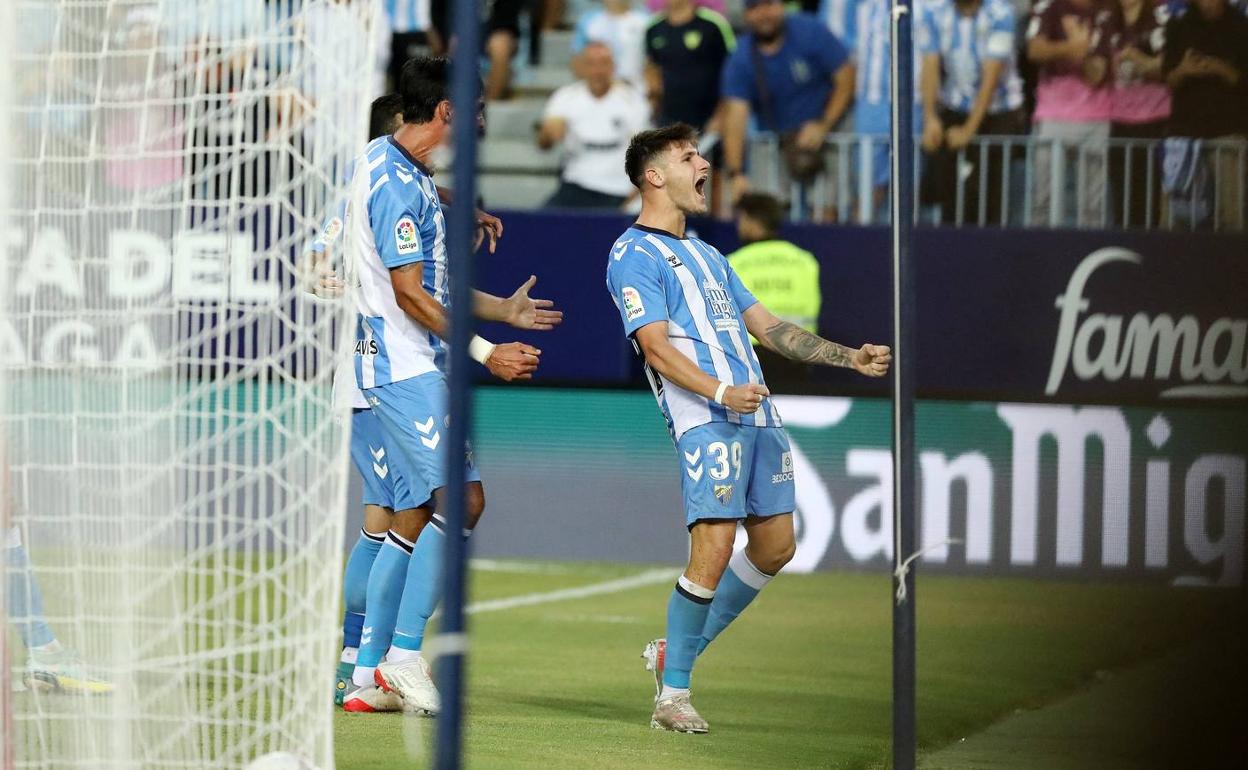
[744,133,1248,231]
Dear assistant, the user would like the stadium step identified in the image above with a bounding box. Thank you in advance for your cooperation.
[512,64,575,97]
[485,98,548,141]
[539,30,574,66]
[478,138,561,174]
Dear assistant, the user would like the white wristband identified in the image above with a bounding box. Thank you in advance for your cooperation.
[468,335,496,365]
[713,382,728,405]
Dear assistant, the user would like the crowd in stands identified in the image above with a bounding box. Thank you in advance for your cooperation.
[512,0,1248,229]
[15,0,1244,231]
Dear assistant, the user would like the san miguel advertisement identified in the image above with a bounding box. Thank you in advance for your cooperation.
[471,391,1247,585]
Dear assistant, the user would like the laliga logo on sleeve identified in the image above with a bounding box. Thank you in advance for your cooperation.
[395,217,419,255]
[622,286,645,321]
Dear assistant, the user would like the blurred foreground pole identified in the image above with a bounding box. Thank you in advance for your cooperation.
[436,0,482,766]
[889,0,917,769]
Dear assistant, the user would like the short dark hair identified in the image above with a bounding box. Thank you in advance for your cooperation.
[369,93,405,139]
[398,55,450,124]
[736,192,784,237]
[624,123,700,189]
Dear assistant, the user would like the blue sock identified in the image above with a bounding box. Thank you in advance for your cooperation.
[5,538,55,649]
[392,517,455,652]
[355,532,412,676]
[662,576,714,690]
[342,528,385,650]
[697,551,773,656]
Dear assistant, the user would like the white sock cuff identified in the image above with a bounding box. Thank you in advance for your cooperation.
[361,528,387,542]
[385,531,415,553]
[729,550,773,591]
[676,574,715,601]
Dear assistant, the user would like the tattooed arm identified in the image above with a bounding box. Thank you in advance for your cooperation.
[742,303,891,377]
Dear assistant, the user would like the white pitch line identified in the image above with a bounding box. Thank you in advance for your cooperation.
[465,568,676,615]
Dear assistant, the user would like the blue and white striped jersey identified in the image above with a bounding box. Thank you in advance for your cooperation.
[343,135,449,390]
[920,0,1023,114]
[606,224,782,441]
[850,0,927,114]
[819,0,859,44]
[383,0,430,33]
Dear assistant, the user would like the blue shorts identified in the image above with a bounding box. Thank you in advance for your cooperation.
[349,408,418,511]
[364,372,481,509]
[675,423,796,528]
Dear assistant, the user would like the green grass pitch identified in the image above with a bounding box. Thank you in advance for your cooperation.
[333,562,1242,770]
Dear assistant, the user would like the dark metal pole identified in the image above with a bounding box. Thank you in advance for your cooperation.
[889,1,917,769]
[435,0,481,766]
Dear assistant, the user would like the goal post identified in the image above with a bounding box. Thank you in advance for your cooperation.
[2,2,381,767]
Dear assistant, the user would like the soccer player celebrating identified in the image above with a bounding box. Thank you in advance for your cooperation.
[340,56,562,715]
[605,124,890,733]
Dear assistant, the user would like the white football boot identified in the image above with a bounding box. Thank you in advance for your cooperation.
[374,656,440,716]
[342,684,403,713]
[650,692,710,734]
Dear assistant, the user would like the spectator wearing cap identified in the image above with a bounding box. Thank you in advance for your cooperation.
[537,41,652,209]
[719,0,856,204]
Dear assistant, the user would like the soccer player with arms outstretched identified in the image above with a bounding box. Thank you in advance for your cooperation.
[605,124,891,733]
[340,56,562,715]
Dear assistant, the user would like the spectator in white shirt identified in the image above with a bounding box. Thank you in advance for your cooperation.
[536,42,652,209]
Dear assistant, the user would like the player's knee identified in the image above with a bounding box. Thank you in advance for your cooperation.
[749,535,796,575]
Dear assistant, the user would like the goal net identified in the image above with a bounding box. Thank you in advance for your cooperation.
[1,1,381,767]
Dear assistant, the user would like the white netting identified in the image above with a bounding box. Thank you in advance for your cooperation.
[2,1,381,767]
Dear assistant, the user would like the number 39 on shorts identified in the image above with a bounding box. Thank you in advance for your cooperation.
[706,440,743,481]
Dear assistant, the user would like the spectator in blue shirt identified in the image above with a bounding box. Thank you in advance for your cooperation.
[720,0,856,203]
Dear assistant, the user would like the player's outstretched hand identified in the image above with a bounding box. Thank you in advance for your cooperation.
[486,342,540,381]
[503,275,564,331]
[722,383,770,414]
[852,344,891,377]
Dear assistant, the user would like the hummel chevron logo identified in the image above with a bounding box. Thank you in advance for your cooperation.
[421,432,441,450]
[372,462,389,479]
[612,241,630,261]
[395,169,414,184]
[686,465,704,483]
[414,417,436,435]
[369,445,385,462]
[684,448,701,465]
